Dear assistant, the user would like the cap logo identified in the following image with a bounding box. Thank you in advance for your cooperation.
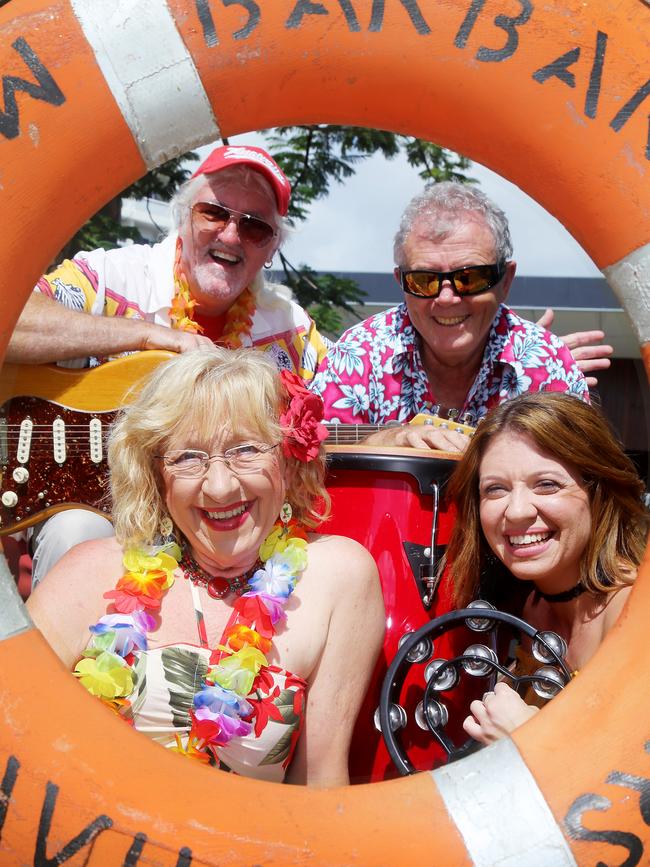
[223,146,289,189]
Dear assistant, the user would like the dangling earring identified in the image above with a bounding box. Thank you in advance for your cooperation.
[159,515,175,544]
[279,501,293,527]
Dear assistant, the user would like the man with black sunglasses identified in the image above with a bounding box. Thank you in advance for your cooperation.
[312,182,606,451]
[7,144,330,587]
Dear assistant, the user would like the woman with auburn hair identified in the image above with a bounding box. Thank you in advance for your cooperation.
[27,347,384,785]
[445,391,648,744]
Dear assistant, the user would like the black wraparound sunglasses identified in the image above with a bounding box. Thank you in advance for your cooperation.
[399,263,507,299]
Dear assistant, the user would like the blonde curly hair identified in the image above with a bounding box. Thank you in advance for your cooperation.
[108,347,330,548]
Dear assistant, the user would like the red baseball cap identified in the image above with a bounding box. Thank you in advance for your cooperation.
[192,144,291,216]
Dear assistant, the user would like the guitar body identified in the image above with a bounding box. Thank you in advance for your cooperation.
[0,351,175,411]
[0,352,173,534]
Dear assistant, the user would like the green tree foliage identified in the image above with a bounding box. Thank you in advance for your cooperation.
[58,129,471,333]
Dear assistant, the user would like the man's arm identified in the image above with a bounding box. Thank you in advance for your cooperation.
[536,307,612,388]
[6,293,213,363]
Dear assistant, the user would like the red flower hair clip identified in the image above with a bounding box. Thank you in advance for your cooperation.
[279,370,328,463]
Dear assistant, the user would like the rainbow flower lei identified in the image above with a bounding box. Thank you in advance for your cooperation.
[74,520,308,761]
[169,236,255,349]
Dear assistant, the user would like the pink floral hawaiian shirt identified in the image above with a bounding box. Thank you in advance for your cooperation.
[310,303,588,425]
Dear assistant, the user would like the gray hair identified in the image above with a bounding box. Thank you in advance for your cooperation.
[169,165,289,245]
[393,181,513,267]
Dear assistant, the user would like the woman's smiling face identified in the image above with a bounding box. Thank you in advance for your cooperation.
[478,431,592,594]
[161,423,286,577]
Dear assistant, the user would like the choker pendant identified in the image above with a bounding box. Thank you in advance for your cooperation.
[179,547,259,598]
[206,575,245,599]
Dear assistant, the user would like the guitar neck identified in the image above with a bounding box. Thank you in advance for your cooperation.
[324,423,383,444]
[324,412,475,444]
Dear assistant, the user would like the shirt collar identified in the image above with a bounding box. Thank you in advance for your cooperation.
[388,302,514,371]
[380,303,417,373]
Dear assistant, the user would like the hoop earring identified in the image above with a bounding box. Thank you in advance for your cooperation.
[264,259,274,269]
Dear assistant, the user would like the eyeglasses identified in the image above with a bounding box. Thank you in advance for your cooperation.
[158,443,280,479]
[399,263,506,299]
[191,200,278,248]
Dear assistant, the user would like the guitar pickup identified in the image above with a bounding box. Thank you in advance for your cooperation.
[17,418,33,464]
[52,417,66,465]
[89,418,103,463]
[0,416,7,466]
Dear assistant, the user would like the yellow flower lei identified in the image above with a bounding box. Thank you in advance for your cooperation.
[169,236,255,348]
[74,522,309,762]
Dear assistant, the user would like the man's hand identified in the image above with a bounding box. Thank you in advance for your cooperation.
[141,324,215,354]
[6,293,215,364]
[362,424,471,452]
[536,307,612,388]
[463,682,539,745]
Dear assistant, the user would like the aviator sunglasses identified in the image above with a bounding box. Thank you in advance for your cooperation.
[191,200,278,248]
[399,263,506,299]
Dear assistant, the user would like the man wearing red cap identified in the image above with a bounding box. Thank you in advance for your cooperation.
[7,144,329,586]
[8,144,328,379]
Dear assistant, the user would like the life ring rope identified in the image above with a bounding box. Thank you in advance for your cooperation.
[433,739,578,866]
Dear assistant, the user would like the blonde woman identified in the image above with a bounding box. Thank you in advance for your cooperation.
[28,347,384,785]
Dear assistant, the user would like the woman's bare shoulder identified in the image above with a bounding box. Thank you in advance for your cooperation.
[307,532,379,581]
[305,533,383,628]
[27,537,124,626]
[602,583,634,632]
[49,536,124,582]
[26,536,125,668]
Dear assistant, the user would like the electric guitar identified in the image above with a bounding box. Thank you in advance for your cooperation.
[0,352,474,535]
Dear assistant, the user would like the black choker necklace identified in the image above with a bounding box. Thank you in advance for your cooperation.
[534,582,587,603]
[179,547,260,599]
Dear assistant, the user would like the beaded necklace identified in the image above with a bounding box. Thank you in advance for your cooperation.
[74,520,308,762]
[169,236,255,348]
[179,544,260,599]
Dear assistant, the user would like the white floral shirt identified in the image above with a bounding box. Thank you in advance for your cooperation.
[311,303,588,424]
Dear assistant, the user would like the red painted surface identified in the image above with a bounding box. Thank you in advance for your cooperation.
[323,453,473,782]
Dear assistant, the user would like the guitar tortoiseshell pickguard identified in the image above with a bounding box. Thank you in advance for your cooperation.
[0,397,116,534]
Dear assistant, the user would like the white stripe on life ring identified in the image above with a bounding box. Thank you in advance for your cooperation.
[603,243,650,346]
[433,738,577,866]
[70,0,220,167]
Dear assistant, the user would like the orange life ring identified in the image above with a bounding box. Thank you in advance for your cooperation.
[1,0,649,863]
